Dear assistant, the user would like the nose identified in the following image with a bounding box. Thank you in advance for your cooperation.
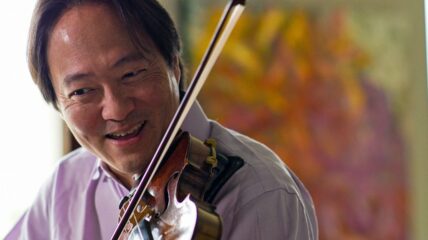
[101,86,135,122]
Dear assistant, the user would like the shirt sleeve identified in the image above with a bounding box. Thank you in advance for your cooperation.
[224,189,315,240]
[4,175,53,240]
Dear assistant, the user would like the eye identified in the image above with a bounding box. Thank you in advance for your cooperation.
[68,88,93,98]
[122,69,146,80]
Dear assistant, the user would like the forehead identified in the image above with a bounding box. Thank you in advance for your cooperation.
[48,3,159,75]
[48,3,155,58]
[51,4,128,47]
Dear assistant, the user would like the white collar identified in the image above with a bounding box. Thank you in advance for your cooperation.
[181,101,211,140]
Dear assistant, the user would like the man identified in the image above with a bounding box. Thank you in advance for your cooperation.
[6,0,318,239]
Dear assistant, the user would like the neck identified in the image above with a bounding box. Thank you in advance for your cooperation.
[103,164,137,190]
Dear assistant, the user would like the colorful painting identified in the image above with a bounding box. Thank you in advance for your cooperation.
[180,2,409,239]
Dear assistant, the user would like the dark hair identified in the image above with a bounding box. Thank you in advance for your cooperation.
[28,0,183,109]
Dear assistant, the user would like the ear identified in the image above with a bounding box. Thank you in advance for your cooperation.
[57,109,65,121]
[53,101,65,119]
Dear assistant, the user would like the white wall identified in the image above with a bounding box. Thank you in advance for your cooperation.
[0,1,62,237]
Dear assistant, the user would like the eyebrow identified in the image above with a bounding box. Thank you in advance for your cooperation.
[62,52,146,87]
[111,51,146,69]
[63,72,93,88]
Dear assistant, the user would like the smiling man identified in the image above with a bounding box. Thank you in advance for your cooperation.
[47,3,181,189]
[6,0,317,239]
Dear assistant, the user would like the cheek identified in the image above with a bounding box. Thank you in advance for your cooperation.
[134,76,179,110]
[62,106,101,139]
[151,83,179,116]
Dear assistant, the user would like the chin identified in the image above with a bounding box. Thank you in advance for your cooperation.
[116,156,149,176]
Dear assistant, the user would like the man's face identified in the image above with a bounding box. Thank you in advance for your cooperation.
[47,4,180,185]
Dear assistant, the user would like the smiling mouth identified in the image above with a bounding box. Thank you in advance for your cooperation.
[106,122,145,140]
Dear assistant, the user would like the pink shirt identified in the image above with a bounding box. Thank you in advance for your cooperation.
[6,103,318,239]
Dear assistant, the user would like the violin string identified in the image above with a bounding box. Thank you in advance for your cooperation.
[132,212,145,240]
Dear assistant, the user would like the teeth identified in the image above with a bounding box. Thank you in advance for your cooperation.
[110,124,142,138]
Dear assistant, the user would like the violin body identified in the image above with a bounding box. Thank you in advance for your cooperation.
[119,132,222,240]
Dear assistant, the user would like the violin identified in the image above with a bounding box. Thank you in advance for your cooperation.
[110,0,246,239]
[119,132,223,239]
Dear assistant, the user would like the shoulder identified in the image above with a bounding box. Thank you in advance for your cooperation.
[208,121,318,239]
[4,148,99,240]
[50,148,98,196]
[209,121,305,200]
[55,147,97,173]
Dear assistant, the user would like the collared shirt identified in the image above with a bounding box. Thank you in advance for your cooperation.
[5,103,318,240]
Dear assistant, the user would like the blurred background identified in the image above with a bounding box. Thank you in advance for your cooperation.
[1,0,428,239]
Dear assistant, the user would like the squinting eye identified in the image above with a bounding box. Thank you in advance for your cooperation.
[122,69,146,80]
[69,88,92,98]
